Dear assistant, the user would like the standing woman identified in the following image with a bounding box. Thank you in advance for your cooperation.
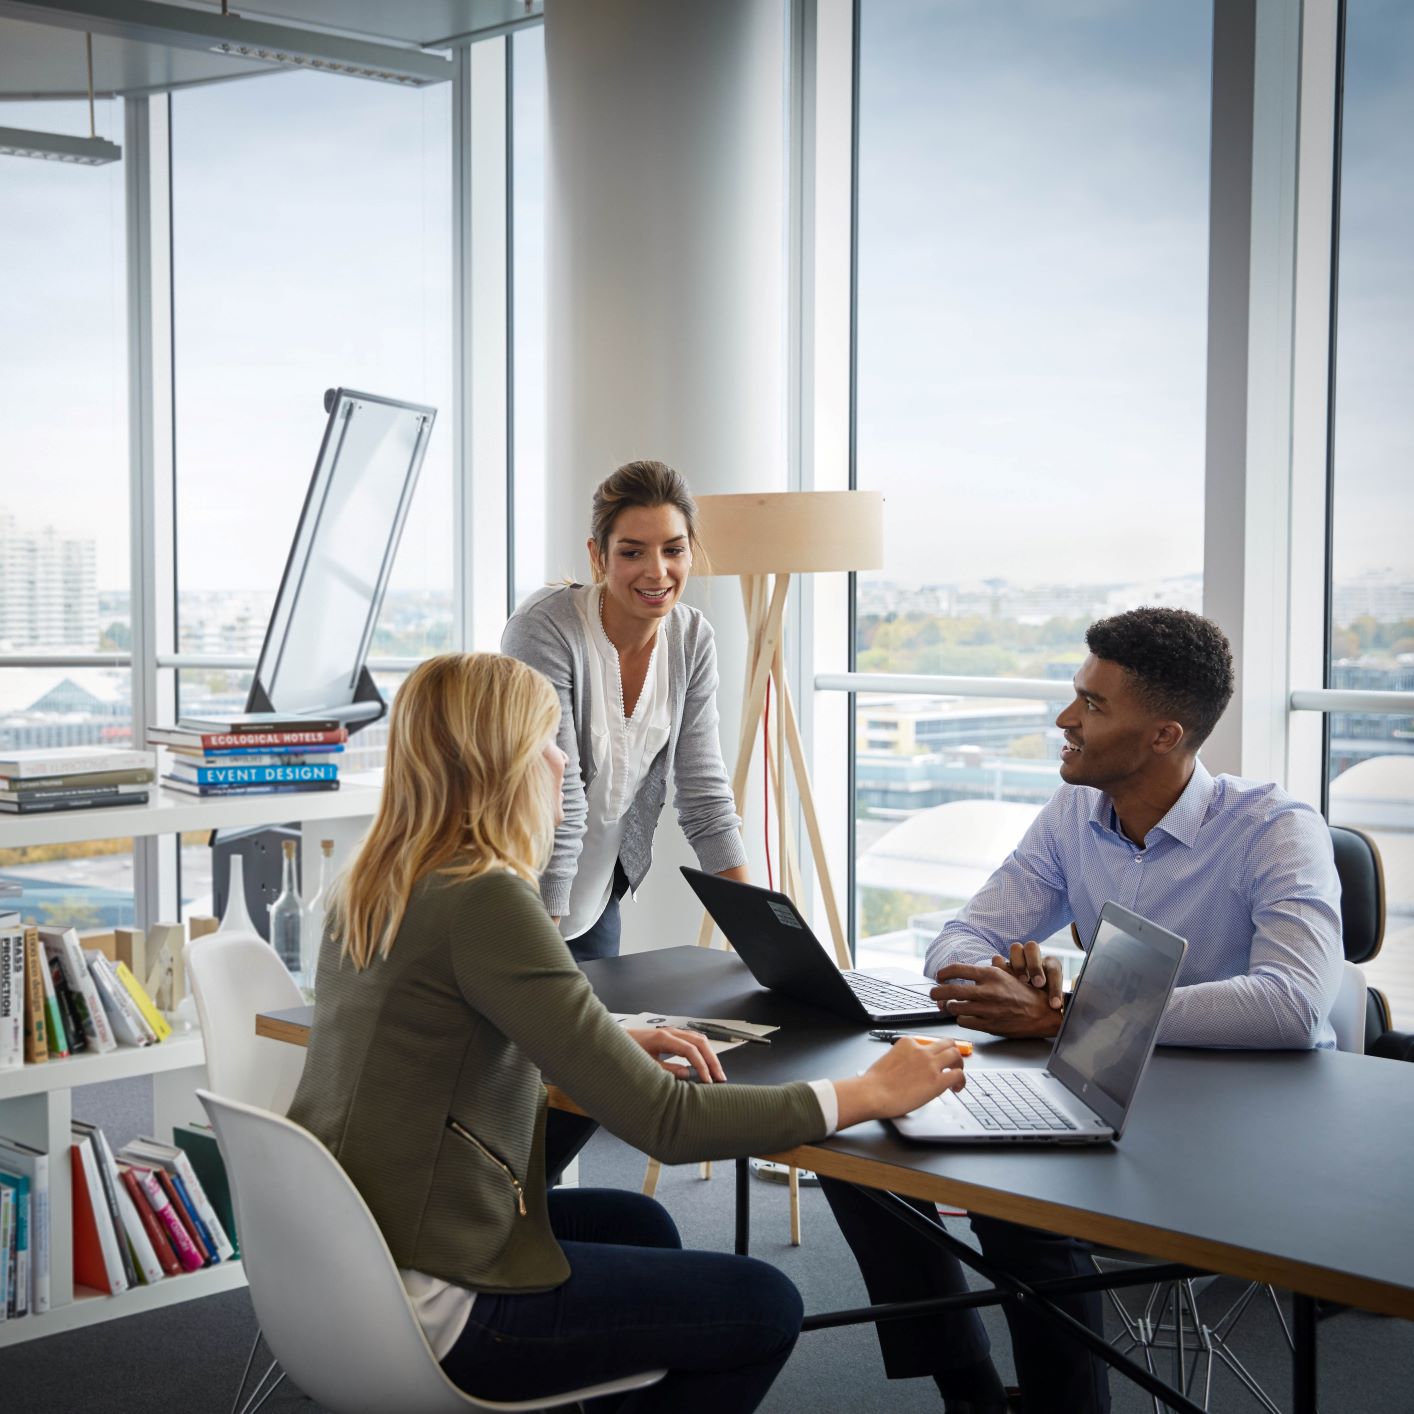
[501,460,745,961]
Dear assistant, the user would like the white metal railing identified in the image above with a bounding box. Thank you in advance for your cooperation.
[814,672,1066,702]
[1288,689,1414,714]
[0,654,424,674]
[817,673,1414,717]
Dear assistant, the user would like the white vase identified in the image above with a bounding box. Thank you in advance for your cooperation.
[218,853,258,936]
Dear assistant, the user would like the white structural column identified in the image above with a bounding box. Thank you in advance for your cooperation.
[1202,0,1338,788]
[544,0,789,951]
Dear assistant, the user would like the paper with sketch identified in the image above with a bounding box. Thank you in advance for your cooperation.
[611,1011,778,1061]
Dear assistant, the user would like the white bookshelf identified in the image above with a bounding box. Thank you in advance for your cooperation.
[0,781,381,1346]
[0,1251,247,1350]
[0,773,383,850]
[0,1030,240,1347]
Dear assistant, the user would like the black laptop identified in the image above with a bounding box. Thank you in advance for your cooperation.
[681,867,947,1024]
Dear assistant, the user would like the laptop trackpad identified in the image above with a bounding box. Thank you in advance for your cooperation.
[866,966,937,993]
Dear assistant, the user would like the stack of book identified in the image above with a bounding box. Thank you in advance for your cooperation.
[70,1123,238,1302]
[0,1117,235,1321]
[149,712,347,799]
[0,916,171,1073]
[0,747,156,816]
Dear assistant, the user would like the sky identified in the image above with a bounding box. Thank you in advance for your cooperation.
[0,2,1408,604]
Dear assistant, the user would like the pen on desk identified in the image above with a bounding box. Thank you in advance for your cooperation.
[684,1020,772,1046]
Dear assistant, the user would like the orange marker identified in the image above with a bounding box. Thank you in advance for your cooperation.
[911,1036,972,1057]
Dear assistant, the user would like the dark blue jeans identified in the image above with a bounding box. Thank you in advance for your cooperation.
[441,1188,802,1413]
[819,1177,1110,1414]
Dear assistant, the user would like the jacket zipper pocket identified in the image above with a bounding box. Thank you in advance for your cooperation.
[447,1118,528,1217]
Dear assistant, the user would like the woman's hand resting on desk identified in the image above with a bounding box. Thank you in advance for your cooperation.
[832,1039,967,1129]
[626,1026,729,1084]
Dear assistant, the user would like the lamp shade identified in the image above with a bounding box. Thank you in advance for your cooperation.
[694,490,883,576]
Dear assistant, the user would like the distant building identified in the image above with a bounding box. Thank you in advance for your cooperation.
[1332,572,1414,626]
[0,513,99,651]
[0,667,132,751]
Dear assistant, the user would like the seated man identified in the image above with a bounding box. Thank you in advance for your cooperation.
[821,606,1342,1414]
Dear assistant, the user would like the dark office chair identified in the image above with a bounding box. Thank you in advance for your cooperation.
[1327,824,1412,1058]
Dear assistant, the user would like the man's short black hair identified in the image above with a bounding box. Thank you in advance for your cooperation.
[1085,607,1234,749]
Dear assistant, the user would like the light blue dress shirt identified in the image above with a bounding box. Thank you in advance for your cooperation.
[924,760,1344,1049]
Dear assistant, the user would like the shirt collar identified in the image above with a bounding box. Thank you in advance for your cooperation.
[1084,758,1215,850]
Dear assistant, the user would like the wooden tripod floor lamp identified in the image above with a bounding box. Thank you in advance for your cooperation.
[640,492,882,1237]
[692,490,884,962]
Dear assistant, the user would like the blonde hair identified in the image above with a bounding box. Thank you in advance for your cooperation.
[331,653,562,970]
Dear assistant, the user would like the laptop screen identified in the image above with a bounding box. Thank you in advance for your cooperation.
[1046,907,1186,1135]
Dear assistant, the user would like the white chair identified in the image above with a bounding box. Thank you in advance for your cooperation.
[184,929,308,1115]
[198,1090,667,1414]
[184,929,310,1412]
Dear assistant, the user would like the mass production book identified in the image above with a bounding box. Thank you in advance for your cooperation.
[0,915,22,1072]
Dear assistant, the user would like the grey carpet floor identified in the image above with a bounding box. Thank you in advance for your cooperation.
[3,1127,1410,1413]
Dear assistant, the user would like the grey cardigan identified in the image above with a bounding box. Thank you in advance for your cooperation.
[501,585,747,917]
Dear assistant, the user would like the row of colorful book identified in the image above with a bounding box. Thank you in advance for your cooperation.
[0,746,156,816]
[148,711,348,799]
[0,1119,237,1320]
[0,915,171,1071]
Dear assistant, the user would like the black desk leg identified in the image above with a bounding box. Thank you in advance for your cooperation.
[735,1158,750,1255]
[1293,1293,1318,1414]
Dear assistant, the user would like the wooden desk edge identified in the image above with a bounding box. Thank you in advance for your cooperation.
[255,1014,1413,1319]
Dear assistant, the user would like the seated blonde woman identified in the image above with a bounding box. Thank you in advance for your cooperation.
[288,652,968,1413]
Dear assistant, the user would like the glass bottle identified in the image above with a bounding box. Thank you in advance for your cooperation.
[300,838,334,996]
[269,840,303,979]
[218,853,257,935]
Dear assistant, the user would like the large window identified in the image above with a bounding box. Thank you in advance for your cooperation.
[171,71,454,737]
[852,3,1212,965]
[0,97,136,927]
[1327,0,1414,1024]
[512,24,548,609]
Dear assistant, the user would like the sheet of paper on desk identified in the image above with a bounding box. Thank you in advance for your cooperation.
[611,1011,778,1058]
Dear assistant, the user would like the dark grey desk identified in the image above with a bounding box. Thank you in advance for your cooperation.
[259,945,1414,1412]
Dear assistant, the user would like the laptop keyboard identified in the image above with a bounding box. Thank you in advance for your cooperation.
[956,1071,1076,1131]
[845,972,935,1012]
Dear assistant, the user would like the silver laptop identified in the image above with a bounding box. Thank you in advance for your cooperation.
[681,867,946,1024]
[892,902,1187,1145]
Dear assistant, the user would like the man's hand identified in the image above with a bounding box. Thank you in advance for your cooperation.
[931,962,1064,1039]
[625,1026,727,1083]
[991,941,1065,1014]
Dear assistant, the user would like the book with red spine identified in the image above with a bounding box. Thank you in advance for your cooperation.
[152,1167,211,1265]
[148,726,348,750]
[131,1168,204,1273]
[70,1141,126,1294]
[119,1168,181,1276]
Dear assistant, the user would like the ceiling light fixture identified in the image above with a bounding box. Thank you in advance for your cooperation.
[0,30,121,166]
[0,0,453,88]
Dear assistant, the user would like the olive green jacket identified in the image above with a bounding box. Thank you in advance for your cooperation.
[288,869,827,1293]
